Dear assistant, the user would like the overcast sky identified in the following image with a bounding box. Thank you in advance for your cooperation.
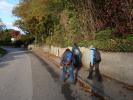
[0,0,23,33]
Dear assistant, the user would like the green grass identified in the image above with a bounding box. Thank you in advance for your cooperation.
[0,47,7,57]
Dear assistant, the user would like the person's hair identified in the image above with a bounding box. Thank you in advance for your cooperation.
[95,47,98,50]
[66,48,70,51]
[73,43,77,47]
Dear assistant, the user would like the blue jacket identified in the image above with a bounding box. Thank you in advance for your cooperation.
[90,48,95,65]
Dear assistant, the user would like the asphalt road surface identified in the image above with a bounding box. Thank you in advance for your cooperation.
[0,47,98,100]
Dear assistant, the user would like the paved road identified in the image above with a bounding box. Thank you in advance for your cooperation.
[0,47,98,100]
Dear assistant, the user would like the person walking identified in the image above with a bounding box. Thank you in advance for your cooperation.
[60,48,74,83]
[72,43,82,84]
[87,45,102,81]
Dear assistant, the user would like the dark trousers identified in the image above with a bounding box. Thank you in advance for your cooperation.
[88,62,102,81]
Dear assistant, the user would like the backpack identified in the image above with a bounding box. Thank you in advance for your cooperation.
[94,49,101,63]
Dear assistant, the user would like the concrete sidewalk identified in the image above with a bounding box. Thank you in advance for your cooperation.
[32,48,133,100]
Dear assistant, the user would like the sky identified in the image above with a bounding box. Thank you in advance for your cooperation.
[0,0,24,33]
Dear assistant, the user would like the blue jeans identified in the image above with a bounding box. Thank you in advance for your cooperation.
[61,64,74,82]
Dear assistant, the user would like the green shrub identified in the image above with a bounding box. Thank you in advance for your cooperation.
[95,28,114,40]
[126,34,133,41]
[78,38,133,52]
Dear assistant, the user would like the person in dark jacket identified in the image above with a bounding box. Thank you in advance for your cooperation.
[72,43,82,84]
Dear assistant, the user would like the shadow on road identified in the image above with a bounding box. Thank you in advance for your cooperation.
[0,63,8,68]
[61,83,75,100]
[0,51,27,67]
[91,78,105,100]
